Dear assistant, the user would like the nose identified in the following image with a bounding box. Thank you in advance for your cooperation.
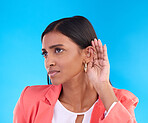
[45,56,56,68]
[49,62,56,66]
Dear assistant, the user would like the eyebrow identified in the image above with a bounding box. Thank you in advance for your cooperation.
[42,44,64,51]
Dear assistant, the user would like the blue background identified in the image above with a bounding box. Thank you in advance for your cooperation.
[0,0,147,122]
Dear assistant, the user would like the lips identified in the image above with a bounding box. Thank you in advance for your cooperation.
[48,70,60,77]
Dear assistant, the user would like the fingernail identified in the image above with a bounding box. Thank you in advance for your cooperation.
[94,38,97,41]
[105,44,107,48]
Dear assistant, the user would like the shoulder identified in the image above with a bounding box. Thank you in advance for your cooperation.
[14,85,62,121]
[19,85,51,103]
[23,85,52,94]
[113,87,139,108]
[20,85,61,105]
[22,85,52,97]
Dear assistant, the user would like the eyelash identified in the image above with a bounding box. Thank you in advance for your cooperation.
[41,51,48,57]
[41,48,64,57]
[55,48,64,53]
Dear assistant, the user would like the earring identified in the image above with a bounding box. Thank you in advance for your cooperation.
[84,63,87,72]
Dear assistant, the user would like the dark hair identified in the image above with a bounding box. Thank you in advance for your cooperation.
[41,16,112,85]
[41,16,97,49]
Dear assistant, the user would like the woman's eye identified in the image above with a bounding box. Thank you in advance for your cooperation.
[55,48,63,53]
[42,52,48,57]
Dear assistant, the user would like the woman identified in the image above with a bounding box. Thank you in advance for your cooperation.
[13,16,138,123]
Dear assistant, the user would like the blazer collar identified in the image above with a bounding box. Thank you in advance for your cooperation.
[34,84,62,123]
[34,84,106,123]
[90,96,106,122]
[44,84,62,105]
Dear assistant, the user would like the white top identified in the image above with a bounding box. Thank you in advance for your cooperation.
[52,99,117,123]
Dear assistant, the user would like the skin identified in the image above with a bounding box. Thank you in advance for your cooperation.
[42,31,118,122]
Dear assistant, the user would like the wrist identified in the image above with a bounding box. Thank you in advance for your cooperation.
[95,82,118,111]
[94,81,111,93]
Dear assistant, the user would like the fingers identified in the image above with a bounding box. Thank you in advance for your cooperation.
[94,38,100,57]
[91,38,109,64]
[103,44,108,61]
[91,40,98,64]
[98,39,103,60]
[91,38,103,59]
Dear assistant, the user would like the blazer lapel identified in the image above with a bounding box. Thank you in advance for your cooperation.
[90,97,106,123]
[34,100,54,123]
[34,85,62,123]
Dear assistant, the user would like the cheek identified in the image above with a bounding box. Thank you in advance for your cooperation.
[50,55,83,85]
[61,54,83,76]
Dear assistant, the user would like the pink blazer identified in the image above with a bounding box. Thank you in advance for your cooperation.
[13,84,138,123]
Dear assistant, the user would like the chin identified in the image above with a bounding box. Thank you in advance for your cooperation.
[50,79,62,85]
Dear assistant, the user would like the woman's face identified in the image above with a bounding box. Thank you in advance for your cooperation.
[42,31,85,85]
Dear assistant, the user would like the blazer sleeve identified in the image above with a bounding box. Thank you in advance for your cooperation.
[100,90,139,123]
[13,86,30,123]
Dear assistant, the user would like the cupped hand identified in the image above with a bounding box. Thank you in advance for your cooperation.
[87,38,110,88]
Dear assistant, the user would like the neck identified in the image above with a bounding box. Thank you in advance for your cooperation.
[59,72,98,112]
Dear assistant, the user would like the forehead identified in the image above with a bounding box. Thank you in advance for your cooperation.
[42,31,78,49]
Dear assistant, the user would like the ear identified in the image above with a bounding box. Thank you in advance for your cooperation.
[82,46,95,63]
